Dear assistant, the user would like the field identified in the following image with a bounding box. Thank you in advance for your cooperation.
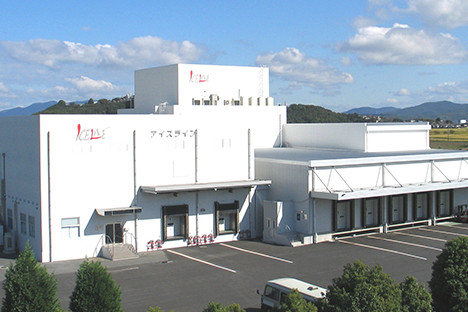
[430,128,468,150]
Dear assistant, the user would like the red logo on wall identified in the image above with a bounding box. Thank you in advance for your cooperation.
[76,124,108,141]
[189,70,209,83]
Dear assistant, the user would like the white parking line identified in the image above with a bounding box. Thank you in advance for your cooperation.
[167,250,237,273]
[339,240,427,260]
[418,228,468,237]
[393,232,447,242]
[440,224,468,231]
[368,236,442,251]
[220,243,293,264]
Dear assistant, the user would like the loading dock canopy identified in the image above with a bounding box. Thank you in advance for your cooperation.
[140,180,271,195]
[312,180,468,201]
[96,206,142,216]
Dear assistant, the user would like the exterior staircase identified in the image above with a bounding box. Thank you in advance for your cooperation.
[102,243,139,261]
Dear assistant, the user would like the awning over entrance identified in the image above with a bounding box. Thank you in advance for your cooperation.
[96,206,142,216]
[311,180,468,201]
[140,180,272,195]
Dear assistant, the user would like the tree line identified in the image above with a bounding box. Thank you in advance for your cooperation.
[3,237,468,311]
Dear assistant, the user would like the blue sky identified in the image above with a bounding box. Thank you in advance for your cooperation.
[1,0,468,112]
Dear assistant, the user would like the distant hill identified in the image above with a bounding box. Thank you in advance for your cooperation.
[345,106,398,116]
[287,104,378,123]
[346,101,468,121]
[0,101,57,117]
[38,97,132,114]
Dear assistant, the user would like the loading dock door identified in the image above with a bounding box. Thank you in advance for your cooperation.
[337,204,347,230]
[414,193,428,220]
[333,201,353,231]
[389,195,405,224]
[437,190,452,217]
[363,198,380,227]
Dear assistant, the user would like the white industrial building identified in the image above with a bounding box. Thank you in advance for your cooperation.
[0,64,467,262]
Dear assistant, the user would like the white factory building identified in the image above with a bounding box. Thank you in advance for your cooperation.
[0,64,467,262]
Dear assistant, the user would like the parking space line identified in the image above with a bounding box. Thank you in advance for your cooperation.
[167,250,237,273]
[339,240,427,260]
[418,228,468,237]
[440,224,468,231]
[368,236,442,251]
[220,243,293,264]
[393,232,447,242]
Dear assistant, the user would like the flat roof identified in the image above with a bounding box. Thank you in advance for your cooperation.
[267,278,326,300]
[140,180,271,195]
[255,147,468,167]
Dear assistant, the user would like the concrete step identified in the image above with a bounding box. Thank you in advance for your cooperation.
[107,244,139,261]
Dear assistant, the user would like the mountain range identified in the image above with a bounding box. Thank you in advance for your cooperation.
[1,99,468,122]
[345,101,468,121]
[0,101,57,117]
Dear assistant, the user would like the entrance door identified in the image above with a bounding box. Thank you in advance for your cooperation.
[105,223,123,244]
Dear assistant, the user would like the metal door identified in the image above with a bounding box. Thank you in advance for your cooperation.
[105,223,123,244]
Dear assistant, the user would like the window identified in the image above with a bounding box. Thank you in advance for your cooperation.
[28,215,35,238]
[20,213,26,234]
[215,201,239,235]
[162,205,188,241]
[61,217,80,239]
[6,209,13,230]
[264,286,280,301]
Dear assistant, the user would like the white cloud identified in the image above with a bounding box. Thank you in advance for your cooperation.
[0,36,204,69]
[66,76,118,92]
[426,81,468,97]
[0,82,8,92]
[405,0,468,28]
[397,88,411,96]
[256,48,353,90]
[386,98,399,103]
[339,23,468,64]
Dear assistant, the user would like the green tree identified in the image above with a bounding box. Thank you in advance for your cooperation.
[280,289,317,312]
[202,301,245,312]
[1,242,61,312]
[326,260,402,312]
[399,276,432,312]
[430,236,468,312]
[69,260,123,312]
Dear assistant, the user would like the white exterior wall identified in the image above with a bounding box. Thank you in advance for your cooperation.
[366,123,430,152]
[282,123,366,151]
[30,104,283,261]
[133,65,179,113]
[177,64,269,108]
[0,117,42,259]
[255,160,311,235]
[132,64,270,114]
[283,123,430,152]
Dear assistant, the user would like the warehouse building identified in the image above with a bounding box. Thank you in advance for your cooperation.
[0,63,466,262]
[256,123,468,246]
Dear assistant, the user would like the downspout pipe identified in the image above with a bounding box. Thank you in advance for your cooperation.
[47,132,52,262]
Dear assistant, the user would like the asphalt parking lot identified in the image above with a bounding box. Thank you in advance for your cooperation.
[2,222,468,312]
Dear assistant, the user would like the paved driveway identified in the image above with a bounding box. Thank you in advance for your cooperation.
[2,222,468,311]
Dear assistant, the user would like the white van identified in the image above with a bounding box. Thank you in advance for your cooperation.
[257,278,327,311]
